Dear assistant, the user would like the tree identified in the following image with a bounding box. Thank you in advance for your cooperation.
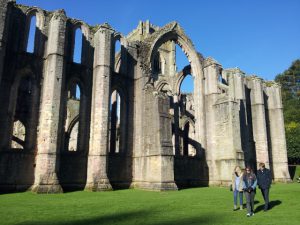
[275,59,300,164]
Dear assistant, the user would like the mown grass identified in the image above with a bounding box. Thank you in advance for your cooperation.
[0,183,299,225]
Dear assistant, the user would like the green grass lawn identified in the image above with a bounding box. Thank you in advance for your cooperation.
[0,183,299,225]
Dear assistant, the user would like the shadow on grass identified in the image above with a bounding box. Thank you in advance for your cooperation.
[242,200,259,209]
[15,210,222,225]
[255,200,282,213]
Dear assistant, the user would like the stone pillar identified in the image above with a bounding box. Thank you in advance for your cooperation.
[193,54,206,151]
[133,86,177,190]
[85,24,113,191]
[227,69,250,166]
[155,94,178,190]
[203,58,221,185]
[228,68,246,101]
[32,10,67,193]
[0,0,12,85]
[249,77,269,170]
[264,84,291,182]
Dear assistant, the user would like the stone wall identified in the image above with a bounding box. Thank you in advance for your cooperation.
[0,1,291,193]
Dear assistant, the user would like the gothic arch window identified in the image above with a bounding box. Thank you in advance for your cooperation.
[179,73,194,115]
[64,81,82,151]
[153,51,162,74]
[114,39,121,72]
[180,74,194,94]
[73,28,83,63]
[148,27,205,159]
[115,39,121,55]
[109,89,128,154]
[11,120,25,149]
[26,16,36,53]
[218,71,228,85]
[175,44,189,72]
[11,76,33,150]
[109,90,121,153]
[67,118,79,152]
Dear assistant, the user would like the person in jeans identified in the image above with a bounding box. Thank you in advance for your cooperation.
[243,167,257,217]
[231,166,244,210]
[257,162,272,211]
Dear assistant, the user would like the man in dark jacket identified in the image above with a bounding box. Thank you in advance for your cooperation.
[257,162,272,211]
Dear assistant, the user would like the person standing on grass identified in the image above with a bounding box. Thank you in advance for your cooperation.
[257,162,272,211]
[231,166,244,211]
[243,167,257,217]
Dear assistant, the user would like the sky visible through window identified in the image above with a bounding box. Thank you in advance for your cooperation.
[176,44,193,93]
[20,0,300,83]
[73,29,82,63]
[75,84,80,100]
[26,16,36,53]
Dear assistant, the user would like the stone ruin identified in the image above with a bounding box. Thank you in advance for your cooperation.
[0,0,291,193]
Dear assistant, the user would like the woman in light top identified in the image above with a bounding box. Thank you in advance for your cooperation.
[232,166,244,211]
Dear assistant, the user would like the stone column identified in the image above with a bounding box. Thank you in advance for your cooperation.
[193,54,206,152]
[0,0,12,85]
[249,77,269,169]
[203,58,221,185]
[227,69,250,165]
[264,84,291,182]
[134,87,177,190]
[155,94,178,190]
[85,24,113,191]
[32,10,67,193]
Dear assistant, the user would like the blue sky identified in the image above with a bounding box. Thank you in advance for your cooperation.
[19,0,300,81]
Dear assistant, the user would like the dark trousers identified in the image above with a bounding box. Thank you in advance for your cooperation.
[260,188,270,210]
[244,191,255,214]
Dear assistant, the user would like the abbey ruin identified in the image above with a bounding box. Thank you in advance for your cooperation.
[0,0,291,193]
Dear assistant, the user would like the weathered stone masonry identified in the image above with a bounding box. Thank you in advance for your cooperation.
[0,0,291,193]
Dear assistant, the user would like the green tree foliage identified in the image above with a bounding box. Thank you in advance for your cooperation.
[275,59,300,164]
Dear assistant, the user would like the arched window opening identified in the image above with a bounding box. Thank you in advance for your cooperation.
[179,74,194,115]
[115,40,121,56]
[73,28,83,63]
[26,16,36,53]
[218,74,223,83]
[153,52,162,74]
[11,120,25,149]
[75,84,81,100]
[114,40,121,72]
[65,82,81,151]
[218,72,228,85]
[109,90,121,153]
[11,76,33,149]
[180,74,194,94]
[175,44,189,72]
[68,120,79,151]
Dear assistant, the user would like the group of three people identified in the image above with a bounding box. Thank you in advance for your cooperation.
[232,163,272,217]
